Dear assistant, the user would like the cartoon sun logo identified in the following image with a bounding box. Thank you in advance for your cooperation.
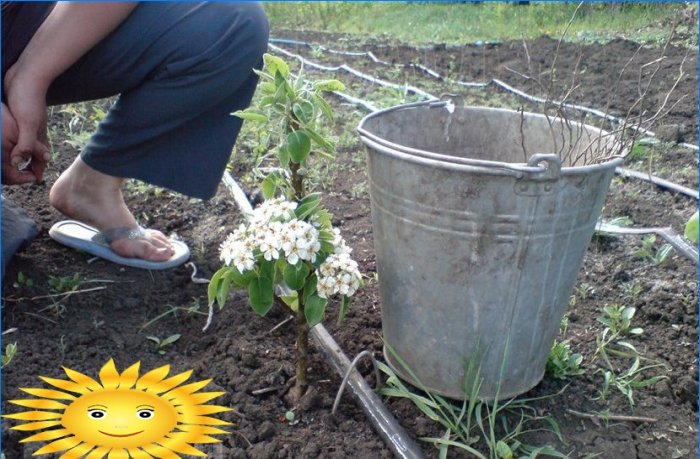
[4,359,232,458]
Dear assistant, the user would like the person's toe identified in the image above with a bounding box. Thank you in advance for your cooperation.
[111,237,174,262]
[144,229,174,250]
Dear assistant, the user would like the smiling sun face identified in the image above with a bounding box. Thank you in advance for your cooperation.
[4,359,231,458]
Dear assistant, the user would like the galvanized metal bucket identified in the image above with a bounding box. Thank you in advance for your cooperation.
[357,100,623,400]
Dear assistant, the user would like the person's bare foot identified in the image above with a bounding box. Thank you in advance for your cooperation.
[49,157,175,262]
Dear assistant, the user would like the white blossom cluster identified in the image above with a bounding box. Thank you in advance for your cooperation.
[219,198,362,299]
[220,198,321,271]
[316,228,362,299]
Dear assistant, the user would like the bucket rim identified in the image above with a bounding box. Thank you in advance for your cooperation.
[357,101,625,176]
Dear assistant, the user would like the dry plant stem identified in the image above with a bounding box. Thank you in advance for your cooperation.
[566,408,658,424]
[3,285,106,303]
[23,312,58,324]
[268,315,294,335]
[541,1,584,156]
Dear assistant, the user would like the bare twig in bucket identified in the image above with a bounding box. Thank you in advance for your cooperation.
[515,6,686,168]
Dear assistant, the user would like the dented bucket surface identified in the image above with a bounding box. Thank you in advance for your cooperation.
[357,101,623,400]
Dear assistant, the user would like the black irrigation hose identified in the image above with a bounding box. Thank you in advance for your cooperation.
[615,167,699,200]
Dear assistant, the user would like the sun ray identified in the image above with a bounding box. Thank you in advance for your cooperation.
[117,362,141,389]
[141,443,182,459]
[187,391,226,405]
[157,436,207,457]
[127,447,155,459]
[107,448,129,459]
[19,428,71,443]
[165,431,220,448]
[172,433,222,444]
[62,366,103,391]
[177,404,231,416]
[8,420,62,431]
[85,445,111,459]
[33,435,83,455]
[147,370,193,395]
[135,365,171,391]
[10,398,69,410]
[59,442,96,459]
[39,376,93,395]
[163,379,211,400]
[175,425,229,435]
[177,414,233,426]
[20,387,76,401]
[3,410,62,421]
[99,359,121,390]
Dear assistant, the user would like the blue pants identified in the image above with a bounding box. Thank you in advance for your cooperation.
[6,2,269,199]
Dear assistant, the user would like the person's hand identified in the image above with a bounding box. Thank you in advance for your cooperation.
[1,101,47,185]
[3,65,51,185]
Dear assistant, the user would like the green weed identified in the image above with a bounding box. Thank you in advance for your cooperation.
[546,340,584,380]
[48,273,80,294]
[633,235,673,266]
[12,272,34,289]
[2,343,17,368]
[379,346,566,458]
[146,334,181,355]
[596,304,643,337]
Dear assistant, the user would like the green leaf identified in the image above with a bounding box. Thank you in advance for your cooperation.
[684,211,698,243]
[301,128,335,156]
[263,53,290,78]
[248,276,274,316]
[310,93,334,122]
[229,267,255,289]
[160,334,181,347]
[259,259,276,282]
[259,95,276,107]
[286,131,311,164]
[279,292,299,312]
[295,192,321,220]
[217,271,233,308]
[337,295,350,325]
[303,274,318,304]
[253,68,274,81]
[232,108,268,123]
[208,267,231,307]
[292,100,315,124]
[273,73,289,104]
[495,440,512,459]
[313,79,345,92]
[283,262,310,291]
[261,174,277,200]
[304,293,327,327]
[277,144,290,167]
[259,82,276,95]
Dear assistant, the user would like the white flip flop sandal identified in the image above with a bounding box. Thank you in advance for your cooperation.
[49,220,190,270]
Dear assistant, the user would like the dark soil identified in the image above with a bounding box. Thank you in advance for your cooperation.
[2,31,697,459]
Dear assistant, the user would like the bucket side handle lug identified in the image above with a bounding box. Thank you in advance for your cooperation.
[514,154,562,195]
[526,154,561,181]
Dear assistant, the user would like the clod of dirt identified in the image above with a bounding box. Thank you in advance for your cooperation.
[655,124,687,143]
[675,375,699,410]
[298,385,323,412]
[257,420,278,441]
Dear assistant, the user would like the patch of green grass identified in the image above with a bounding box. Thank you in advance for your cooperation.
[265,3,691,46]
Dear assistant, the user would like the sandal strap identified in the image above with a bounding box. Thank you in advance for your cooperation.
[99,226,146,244]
